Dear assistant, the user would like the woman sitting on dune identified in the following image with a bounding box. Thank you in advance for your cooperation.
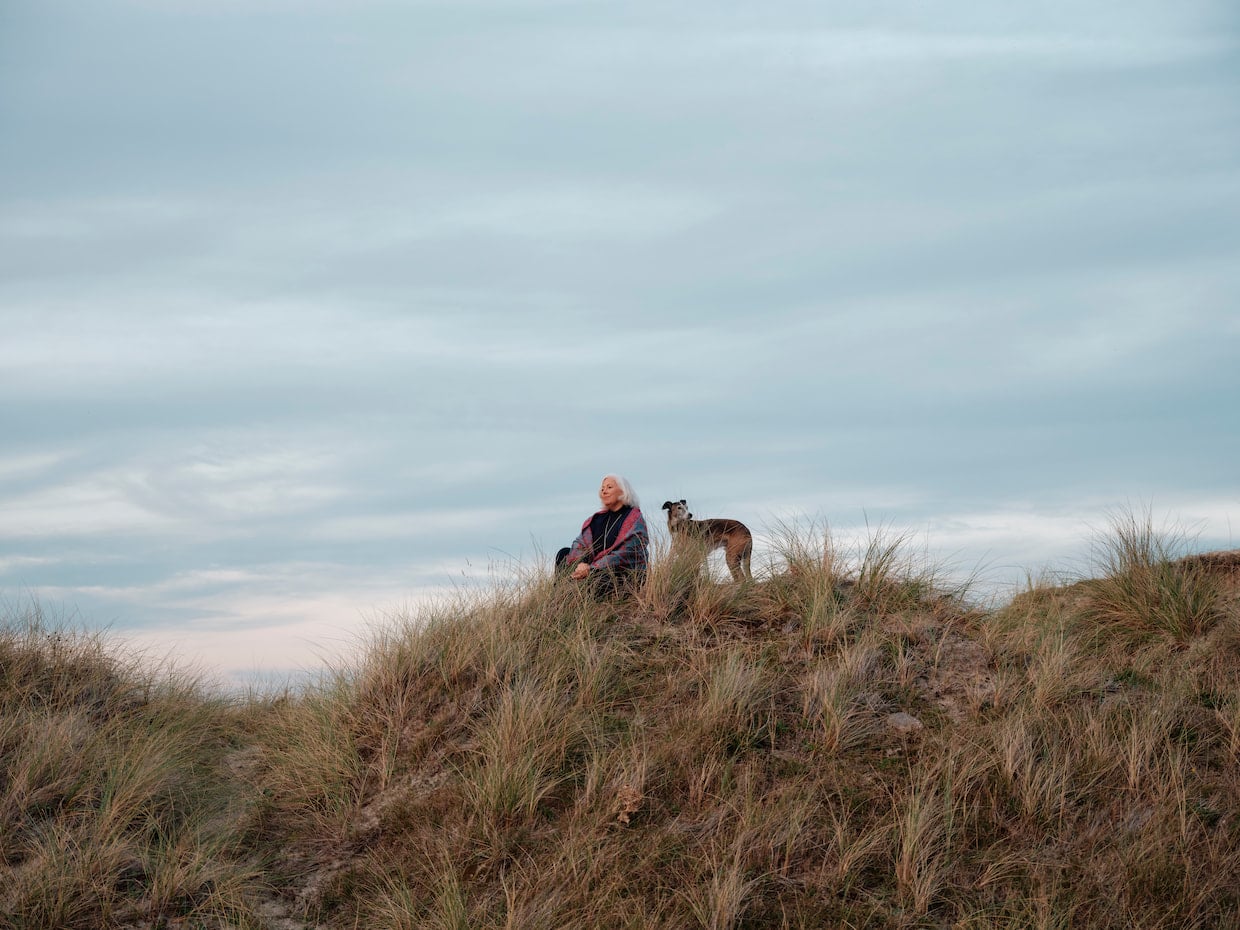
[555,474,649,598]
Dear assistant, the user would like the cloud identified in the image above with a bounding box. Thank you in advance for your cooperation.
[115,595,377,687]
[2,0,1236,686]
[431,185,721,241]
[310,506,543,544]
[1,478,178,540]
[740,494,1240,597]
[696,30,1238,74]
[0,451,70,482]
[25,554,497,688]
[0,555,59,574]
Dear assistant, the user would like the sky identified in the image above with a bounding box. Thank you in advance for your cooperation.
[2,0,1238,688]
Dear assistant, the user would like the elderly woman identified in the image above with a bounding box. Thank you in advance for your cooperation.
[555,474,649,598]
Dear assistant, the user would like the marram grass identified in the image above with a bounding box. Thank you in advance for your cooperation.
[3,517,1239,929]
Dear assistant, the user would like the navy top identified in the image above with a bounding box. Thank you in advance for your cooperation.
[589,505,632,562]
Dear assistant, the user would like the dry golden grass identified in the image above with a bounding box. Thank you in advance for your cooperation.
[0,606,265,930]
[4,515,1240,929]
[1082,509,1228,642]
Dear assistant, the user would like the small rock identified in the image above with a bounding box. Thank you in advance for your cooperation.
[887,712,924,734]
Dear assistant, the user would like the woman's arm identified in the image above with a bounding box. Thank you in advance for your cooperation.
[563,518,594,566]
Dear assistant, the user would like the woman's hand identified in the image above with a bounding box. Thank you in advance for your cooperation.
[572,561,590,580]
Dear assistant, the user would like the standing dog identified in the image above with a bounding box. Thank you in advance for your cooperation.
[662,499,753,581]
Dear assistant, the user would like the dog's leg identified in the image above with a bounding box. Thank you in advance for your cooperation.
[727,536,753,581]
[725,539,746,582]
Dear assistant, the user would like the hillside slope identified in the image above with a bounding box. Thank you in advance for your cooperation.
[3,531,1240,929]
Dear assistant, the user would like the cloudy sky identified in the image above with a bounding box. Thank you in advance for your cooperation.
[2,0,1238,686]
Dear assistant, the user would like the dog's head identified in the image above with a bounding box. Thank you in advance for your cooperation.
[661,499,691,527]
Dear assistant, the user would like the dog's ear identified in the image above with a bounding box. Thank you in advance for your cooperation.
[679,499,686,506]
[661,500,673,510]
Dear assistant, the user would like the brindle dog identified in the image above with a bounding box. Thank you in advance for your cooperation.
[661,499,753,581]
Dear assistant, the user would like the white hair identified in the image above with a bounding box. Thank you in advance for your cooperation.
[604,474,640,510]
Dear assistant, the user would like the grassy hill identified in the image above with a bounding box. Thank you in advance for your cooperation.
[3,521,1239,929]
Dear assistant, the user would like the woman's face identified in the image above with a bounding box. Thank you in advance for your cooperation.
[598,477,625,511]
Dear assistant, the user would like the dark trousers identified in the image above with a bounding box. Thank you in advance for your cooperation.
[555,548,642,599]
